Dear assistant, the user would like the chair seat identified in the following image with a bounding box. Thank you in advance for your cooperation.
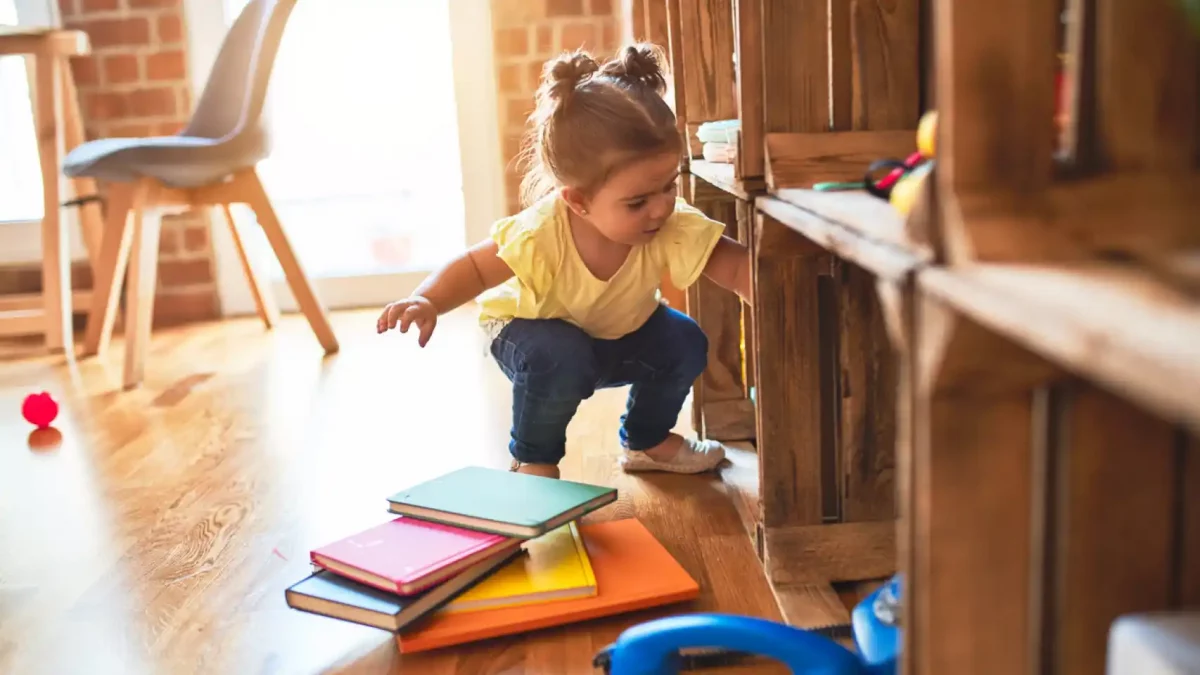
[62,128,269,188]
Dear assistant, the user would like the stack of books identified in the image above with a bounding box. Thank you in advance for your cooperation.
[284,465,701,654]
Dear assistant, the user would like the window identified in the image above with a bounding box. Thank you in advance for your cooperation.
[0,0,44,225]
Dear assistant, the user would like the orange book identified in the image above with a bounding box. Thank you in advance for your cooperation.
[394,518,700,653]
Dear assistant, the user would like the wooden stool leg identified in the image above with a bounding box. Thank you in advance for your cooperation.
[35,54,71,353]
[58,55,103,267]
[81,182,139,357]
[241,169,339,354]
[122,202,162,390]
[217,203,280,329]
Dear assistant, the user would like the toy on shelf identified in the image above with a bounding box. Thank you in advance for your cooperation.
[595,575,902,674]
[21,391,59,429]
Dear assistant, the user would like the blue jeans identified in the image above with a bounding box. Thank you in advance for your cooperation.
[489,303,709,465]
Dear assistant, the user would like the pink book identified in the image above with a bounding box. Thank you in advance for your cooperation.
[310,517,520,595]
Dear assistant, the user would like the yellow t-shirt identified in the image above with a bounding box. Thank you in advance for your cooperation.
[476,193,726,340]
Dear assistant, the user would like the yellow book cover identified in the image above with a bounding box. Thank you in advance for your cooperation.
[438,521,597,614]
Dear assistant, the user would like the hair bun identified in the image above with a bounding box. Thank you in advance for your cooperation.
[543,50,600,102]
[602,43,669,94]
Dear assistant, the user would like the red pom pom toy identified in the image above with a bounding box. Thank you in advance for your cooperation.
[22,392,59,429]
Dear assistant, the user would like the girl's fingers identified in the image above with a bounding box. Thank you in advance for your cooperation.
[417,315,436,347]
[399,304,422,333]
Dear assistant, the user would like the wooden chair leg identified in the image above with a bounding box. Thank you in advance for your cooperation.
[240,169,339,354]
[58,58,104,268]
[34,54,70,353]
[122,201,163,390]
[81,181,140,357]
[217,203,280,329]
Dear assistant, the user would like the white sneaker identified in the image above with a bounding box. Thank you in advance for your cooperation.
[619,437,727,474]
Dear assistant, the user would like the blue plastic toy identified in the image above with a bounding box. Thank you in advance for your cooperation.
[596,575,902,674]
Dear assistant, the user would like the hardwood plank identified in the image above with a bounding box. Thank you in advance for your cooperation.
[702,399,756,442]
[665,0,690,170]
[755,193,928,282]
[1095,0,1198,171]
[762,521,896,585]
[753,214,827,528]
[920,263,1200,437]
[1049,385,1178,675]
[934,0,1059,193]
[1182,435,1200,607]
[764,130,917,191]
[771,583,851,630]
[732,0,765,178]
[837,261,897,523]
[850,0,921,130]
[690,159,766,200]
[736,199,757,395]
[0,308,792,675]
[678,0,737,124]
[911,296,1047,675]
[761,0,828,133]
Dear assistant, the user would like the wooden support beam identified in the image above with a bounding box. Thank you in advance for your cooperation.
[762,520,896,585]
[765,130,917,192]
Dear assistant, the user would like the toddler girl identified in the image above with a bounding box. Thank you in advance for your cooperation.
[376,43,751,479]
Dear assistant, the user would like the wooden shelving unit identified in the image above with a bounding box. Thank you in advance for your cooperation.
[650,0,930,629]
[642,0,1200,665]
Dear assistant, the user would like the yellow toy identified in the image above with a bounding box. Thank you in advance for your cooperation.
[890,111,936,216]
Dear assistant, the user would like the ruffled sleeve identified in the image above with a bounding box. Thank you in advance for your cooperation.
[488,201,563,312]
[655,197,727,289]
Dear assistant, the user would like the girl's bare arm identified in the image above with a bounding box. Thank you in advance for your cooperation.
[701,236,752,303]
[413,239,515,314]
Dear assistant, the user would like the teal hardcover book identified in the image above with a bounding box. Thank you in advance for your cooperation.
[386,466,617,538]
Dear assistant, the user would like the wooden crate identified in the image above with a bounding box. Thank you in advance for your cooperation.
[895,0,1200,673]
[652,0,932,627]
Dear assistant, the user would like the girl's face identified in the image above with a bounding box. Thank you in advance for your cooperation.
[562,151,681,246]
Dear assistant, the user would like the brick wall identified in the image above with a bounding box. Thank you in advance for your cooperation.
[0,0,218,329]
[491,0,619,214]
[60,0,220,327]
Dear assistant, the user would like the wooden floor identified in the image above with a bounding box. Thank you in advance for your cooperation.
[0,306,797,674]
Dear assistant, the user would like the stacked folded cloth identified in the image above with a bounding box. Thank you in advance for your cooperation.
[696,119,739,163]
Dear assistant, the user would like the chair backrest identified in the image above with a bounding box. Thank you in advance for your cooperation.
[182,0,297,141]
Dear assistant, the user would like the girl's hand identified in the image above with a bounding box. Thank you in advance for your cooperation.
[377,296,438,347]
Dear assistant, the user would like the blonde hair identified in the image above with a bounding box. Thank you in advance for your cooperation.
[517,43,681,208]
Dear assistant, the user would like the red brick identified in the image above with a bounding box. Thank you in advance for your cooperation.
[79,0,120,12]
[601,21,616,50]
[590,0,614,15]
[548,0,584,17]
[154,121,186,135]
[69,57,99,87]
[146,50,186,81]
[498,64,522,94]
[84,91,127,121]
[73,17,151,49]
[152,289,219,327]
[157,14,183,43]
[504,133,524,163]
[506,97,533,124]
[129,0,180,7]
[536,25,554,54]
[57,0,77,18]
[129,87,176,117]
[158,227,180,255]
[528,61,546,89]
[107,122,155,137]
[495,27,528,57]
[492,0,547,25]
[182,224,209,252]
[560,21,597,50]
[158,259,212,286]
[103,53,140,84]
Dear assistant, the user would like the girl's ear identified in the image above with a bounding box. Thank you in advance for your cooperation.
[560,186,591,216]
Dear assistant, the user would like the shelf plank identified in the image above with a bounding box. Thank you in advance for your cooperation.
[920,262,1200,436]
[756,191,929,281]
[688,160,765,201]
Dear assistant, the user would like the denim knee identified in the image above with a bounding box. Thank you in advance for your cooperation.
[491,319,598,399]
[668,311,709,382]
